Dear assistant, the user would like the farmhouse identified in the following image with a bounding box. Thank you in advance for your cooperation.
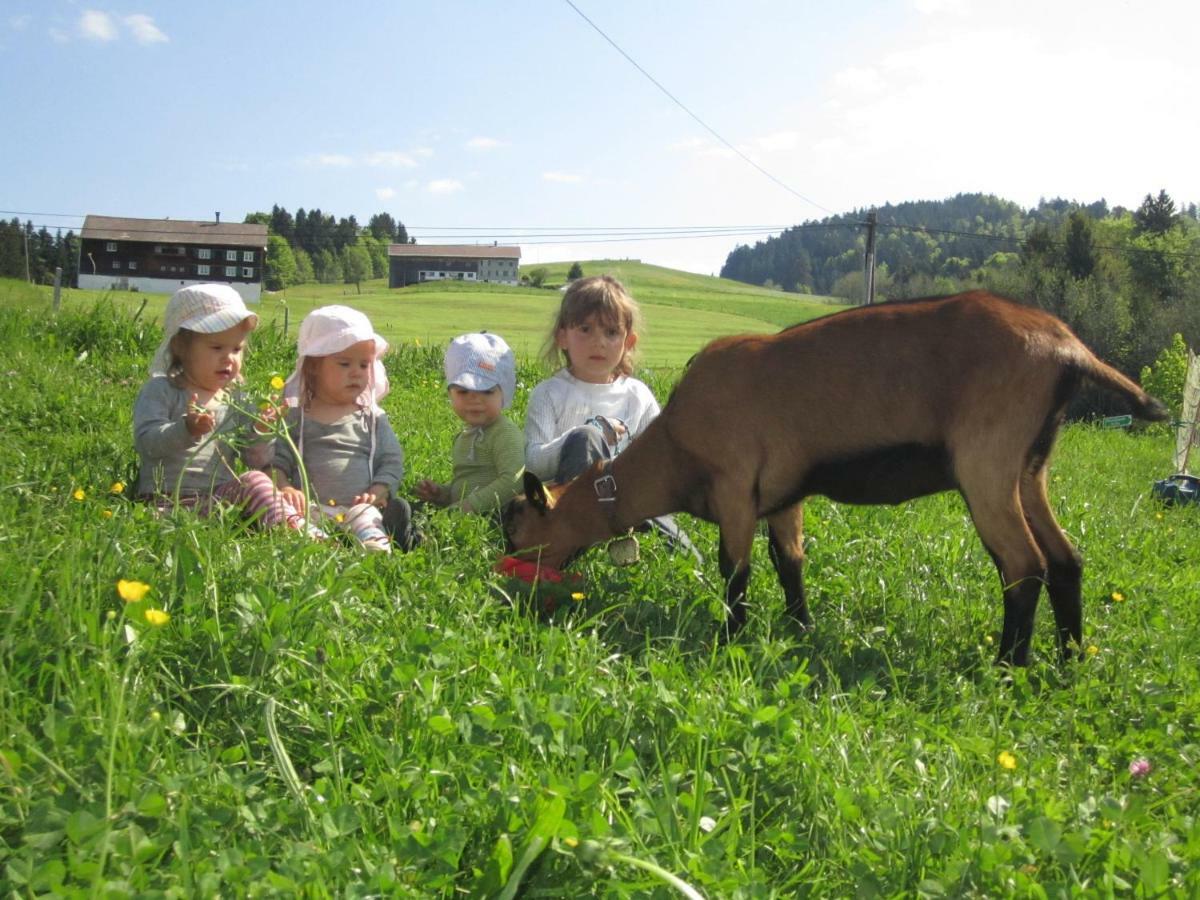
[388,243,521,288]
[77,215,268,302]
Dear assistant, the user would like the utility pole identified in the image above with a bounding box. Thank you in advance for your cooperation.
[863,211,877,305]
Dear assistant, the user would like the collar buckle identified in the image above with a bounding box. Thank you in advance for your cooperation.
[593,473,617,503]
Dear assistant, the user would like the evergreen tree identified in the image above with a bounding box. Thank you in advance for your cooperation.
[1134,190,1177,235]
[567,261,583,280]
[270,205,295,242]
[1064,211,1096,280]
[368,213,398,242]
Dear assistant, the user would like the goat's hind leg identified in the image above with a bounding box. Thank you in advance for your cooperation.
[767,503,811,629]
[1021,467,1083,660]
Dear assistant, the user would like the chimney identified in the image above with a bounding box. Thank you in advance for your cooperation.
[215,211,220,223]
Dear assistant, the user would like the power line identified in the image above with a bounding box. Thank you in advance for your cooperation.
[560,0,835,217]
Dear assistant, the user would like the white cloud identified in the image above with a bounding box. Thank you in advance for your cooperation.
[124,13,167,44]
[309,153,354,167]
[79,10,117,41]
[542,171,582,183]
[427,179,464,194]
[366,151,418,168]
[466,136,502,150]
[413,147,434,158]
[375,187,396,200]
[10,14,31,30]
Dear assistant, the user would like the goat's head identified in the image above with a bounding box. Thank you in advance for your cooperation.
[501,471,579,569]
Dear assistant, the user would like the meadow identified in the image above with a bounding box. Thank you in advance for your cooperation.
[71,260,843,372]
[0,275,1197,898]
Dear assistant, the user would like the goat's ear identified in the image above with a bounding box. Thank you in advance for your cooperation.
[523,471,553,513]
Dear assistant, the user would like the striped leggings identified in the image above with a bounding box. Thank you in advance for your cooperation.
[148,471,308,531]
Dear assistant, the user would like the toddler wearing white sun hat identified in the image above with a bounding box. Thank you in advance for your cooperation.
[270,306,413,553]
[133,283,320,538]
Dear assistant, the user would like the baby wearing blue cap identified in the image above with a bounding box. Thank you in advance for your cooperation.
[415,333,526,515]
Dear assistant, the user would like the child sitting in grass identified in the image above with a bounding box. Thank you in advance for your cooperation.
[270,305,416,553]
[415,332,525,515]
[133,283,318,536]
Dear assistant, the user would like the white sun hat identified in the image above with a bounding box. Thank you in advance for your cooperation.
[150,283,258,376]
[444,332,516,409]
[282,305,390,410]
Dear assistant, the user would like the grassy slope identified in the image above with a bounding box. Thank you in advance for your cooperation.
[0,278,1197,897]
[27,261,844,368]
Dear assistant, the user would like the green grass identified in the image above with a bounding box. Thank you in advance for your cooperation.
[1,280,1198,897]
[33,261,843,370]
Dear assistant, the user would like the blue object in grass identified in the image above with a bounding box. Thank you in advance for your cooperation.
[1152,474,1200,506]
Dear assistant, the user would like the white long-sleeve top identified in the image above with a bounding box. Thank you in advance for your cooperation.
[523,368,660,480]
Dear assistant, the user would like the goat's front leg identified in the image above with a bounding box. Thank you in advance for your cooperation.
[767,503,810,629]
[714,500,757,641]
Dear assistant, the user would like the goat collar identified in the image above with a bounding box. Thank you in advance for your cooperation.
[593,460,618,504]
[592,460,623,535]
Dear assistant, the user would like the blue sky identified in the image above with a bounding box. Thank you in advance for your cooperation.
[2,0,1197,275]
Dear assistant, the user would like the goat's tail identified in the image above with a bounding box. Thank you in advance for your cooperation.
[1078,352,1170,422]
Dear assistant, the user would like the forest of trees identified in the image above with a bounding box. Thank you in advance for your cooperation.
[244,205,412,291]
[0,220,80,288]
[721,190,1200,382]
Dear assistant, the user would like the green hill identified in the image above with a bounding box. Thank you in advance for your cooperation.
[6,261,844,369]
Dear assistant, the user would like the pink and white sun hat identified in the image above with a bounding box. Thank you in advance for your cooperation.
[283,305,390,410]
[150,283,258,376]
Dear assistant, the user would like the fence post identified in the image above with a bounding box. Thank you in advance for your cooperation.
[53,267,62,311]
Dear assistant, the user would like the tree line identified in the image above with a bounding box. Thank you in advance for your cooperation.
[244,206,412,291]
[0,220,79,287]
[720,190,1200,385]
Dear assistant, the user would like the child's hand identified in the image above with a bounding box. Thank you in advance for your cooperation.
[253,402,286,435]
[279,484,307,515]
[353,483,389,508]
[416,479,450,506]
[185,393,215,438]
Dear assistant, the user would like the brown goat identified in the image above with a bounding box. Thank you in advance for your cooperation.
[505,291,1168,665]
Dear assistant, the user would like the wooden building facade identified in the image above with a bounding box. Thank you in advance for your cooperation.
[388,243,521,288]
[78,215,268,301]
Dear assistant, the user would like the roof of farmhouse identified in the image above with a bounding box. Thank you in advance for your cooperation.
[81,215,268,249]
[387,244,521,260]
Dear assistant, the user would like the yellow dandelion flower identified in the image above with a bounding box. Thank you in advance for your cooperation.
[117,579,151,603]
[984,634,994,645]
[102,509,114,519]
[571,592,585,602]
[328,498,337,506]
[270,375,286,390]
[335,513,345,523]
[109,481,125,494]
[72,488,86,501]
[997,751,1017,770]
[414,338,421,347]
[563,836,579,848]
[1086,645,1099,656]
[144,608,170,627]
[1156,512,1164,520]
[1111,591,1125,603]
